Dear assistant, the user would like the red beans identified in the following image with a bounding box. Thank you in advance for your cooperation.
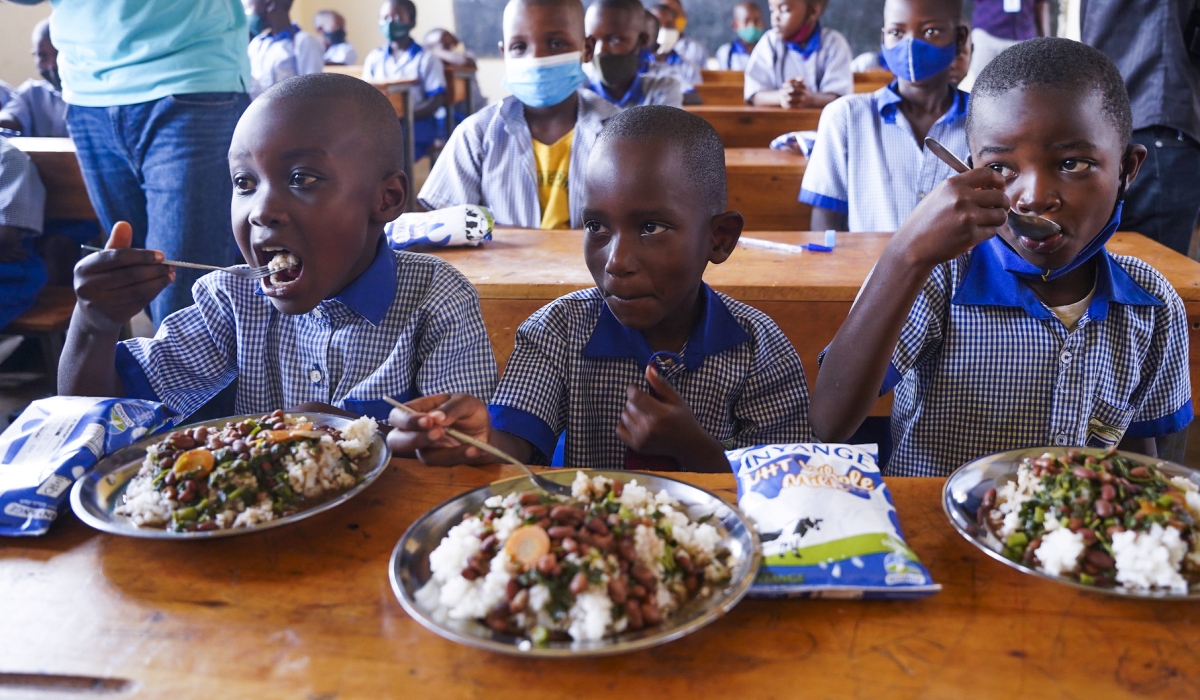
[630,564,656,589]
[625,602,643,630]
[561,537,578,553]
[1100,483,1116,501]
[461,567,480,581]
[607,577,627,604]
[1085,548,1115,569]
[509,589,529,613]
[535,553,560,576]
[641,602,663,626]
[1129,467,1150,479]
[521,504,549,519]
[586,517,610,536]
[617,539,638,563]
[519,492,542,506]
[569,572,589,595]
[547,525,577,540]
[1094,499,1114,518]
[549,505,583,522]
[505,578,521,601]
[1072,467,1098,480]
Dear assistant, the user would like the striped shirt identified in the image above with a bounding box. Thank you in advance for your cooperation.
[744,26,854,101]
[879,240,1193,476]
[115,238,498,421]
[247,25,325,99]
[362,42,446,103]
[418,90,620,229]
[799,83,970,232]
[715,41,753,71]
[488,284,812,469]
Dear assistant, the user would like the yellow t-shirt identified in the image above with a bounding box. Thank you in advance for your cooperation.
[532,129,574,230]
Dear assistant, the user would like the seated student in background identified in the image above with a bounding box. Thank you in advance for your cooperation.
[0,20,68,138]
[390,106,811,471]
[363,0,447,162]
[245,0,325,99]
[419,0,620,230]
[584,0,683,109]
[0,138,48,345]
[645,4,702,96]
[313,9,357,65]
[423,28,487,110]
[716,2,766,71]
[59,74,497,422]
[800,0,970,232]
[812,38,1192,476]
[659,0,708,71]
[745,0,852,109]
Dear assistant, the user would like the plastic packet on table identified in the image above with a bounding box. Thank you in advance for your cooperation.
[385,204,494,251]
[728,443,940,599]
[0,397,177,536]
[769,130,818,157]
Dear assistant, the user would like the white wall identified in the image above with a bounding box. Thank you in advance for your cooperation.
[0,3,53,88]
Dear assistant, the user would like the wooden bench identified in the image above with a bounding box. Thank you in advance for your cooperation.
[854,69,893,94]
[321,63,363,77]
[694,82,746,106]
[10,137,95,220]
[684,106,822,148]
[2,285,76,385]
[725,148,809,230]
[700,69,743,84]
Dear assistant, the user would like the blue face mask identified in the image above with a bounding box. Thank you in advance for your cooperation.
[503,51,587,108]
[247,13,267,37]
[995,200,1124,282]
[880,37,957,82]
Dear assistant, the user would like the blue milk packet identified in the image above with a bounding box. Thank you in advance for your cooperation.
[728,443,940,599]
[0,397,177,536]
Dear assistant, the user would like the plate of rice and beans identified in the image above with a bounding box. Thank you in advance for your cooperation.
[944,446,1200,597]
[391,469,761,656]
[71,411,388,538]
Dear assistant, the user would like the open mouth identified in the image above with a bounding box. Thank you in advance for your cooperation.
[1017,231,1065,254]
[261,246,303,288]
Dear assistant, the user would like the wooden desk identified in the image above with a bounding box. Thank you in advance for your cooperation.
[685,106,822,148]
[10,137,94,220]
[322,63,364,77]
[700,68,743,84]
[724,148,810,230]
[855,69,893,94]
[694,82,746,106]
[3,461,1197,699]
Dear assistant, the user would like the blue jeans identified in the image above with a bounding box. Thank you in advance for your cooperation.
[67,92,250,323]
[1123,127,1200,256]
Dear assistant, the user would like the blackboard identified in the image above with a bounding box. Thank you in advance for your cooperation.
[454,0,987,60]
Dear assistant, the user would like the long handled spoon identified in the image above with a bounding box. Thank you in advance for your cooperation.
[384,396,573,497]
[924,137,1062,241]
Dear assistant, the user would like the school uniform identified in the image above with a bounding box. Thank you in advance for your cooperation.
[488,284,812,469]
[115,237,498,421]
[743,26,853,102]
[582,63,683,109]
[642,51,702,93]
[799,83,969,232]
[363,42,446,161]
[418,89,620,229]
[0,79,68,138]
[875,241,1193,476]
[715,41,754,71]
[247,25,325,99]
[674,36,709,72]
[0,81,16,113]
[323,41,357,65]
[0,138,47,329]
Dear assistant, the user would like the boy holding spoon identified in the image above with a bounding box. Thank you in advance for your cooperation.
[811,38,1192,476]
[59,73,497,423]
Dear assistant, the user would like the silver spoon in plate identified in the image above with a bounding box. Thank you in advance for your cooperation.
[924,137,1062,241]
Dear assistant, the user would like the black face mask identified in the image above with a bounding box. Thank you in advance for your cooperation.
[39,67,61,92]
[322,29,346,45]
[592,49,642,89]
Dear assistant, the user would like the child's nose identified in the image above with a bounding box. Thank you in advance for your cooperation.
[1010,171,1061,217]
[604,233,639,277]
[247,186,288,228]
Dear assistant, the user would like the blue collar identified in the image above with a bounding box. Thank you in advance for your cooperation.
[663,51,685,66]
[582,284,751,370]
[731,39,751,56]
[638,48,655,73]
[267,23,302,41]
[591,76,643,107]
[386,41,422,60]
[252,235,396,325]
[952,236,1163,322]
[785,24,822,58]
[876,82,969,125]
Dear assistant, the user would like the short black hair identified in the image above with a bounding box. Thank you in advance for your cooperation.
[259,73,404,174]
[595,105,727,211]
[593,0,644,13]
[967,37,1132,148]
[384,0,417,21]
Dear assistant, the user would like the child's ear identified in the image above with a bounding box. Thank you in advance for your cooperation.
[1122,143,1149,189]
[636,30,650,51]
[708,211,744,264]
[583,35,597,62]
[372,169,409,223]
[955,24,970,57]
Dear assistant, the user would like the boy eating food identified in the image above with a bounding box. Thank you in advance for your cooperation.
[418,0,620,230]
[744,0,852,109]
[60,74,498,422]
[389,106,811,472]
[811,38,1192,476]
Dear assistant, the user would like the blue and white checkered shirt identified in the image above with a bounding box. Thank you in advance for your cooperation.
[715,41,753,71]
[880,240,1193,476]
[800,83,969,232]
[488,284,812,470]
[418,90,620,229]
[247,26,325,99]
[582,64,683,109]
[115,238,498,421]
[0,137,45,235]
[362,42,446,103]
[743,26,853,102]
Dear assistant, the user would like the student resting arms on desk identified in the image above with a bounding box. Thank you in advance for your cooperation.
[584,0,683,109]
[811,39,1193,477]
[745,0,852,109]
[389,107,812,472]
[59,74,497,423]
[418,0,620,230]
[800,0,970,233]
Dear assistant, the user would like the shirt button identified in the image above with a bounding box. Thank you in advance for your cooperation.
[1060,351,1072,363]
[1055,434,1068,445]
[1155,140,1164,148]
[312,308,323,319]
[917,191,927,199]
[310,369,323,383]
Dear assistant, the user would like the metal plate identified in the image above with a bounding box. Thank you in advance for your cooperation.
[943,446,1200,599]
[390,470,762,657]
[69,413,388,539]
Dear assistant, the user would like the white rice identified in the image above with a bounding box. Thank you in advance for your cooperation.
[1111,524,1189,594]
[567,588,614,642]
[1169,476,1200,520]
[1034,528,1086,576]
[286,438,356,499]
[337,416,377,460]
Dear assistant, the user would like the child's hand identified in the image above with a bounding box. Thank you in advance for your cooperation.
[780,79,808,109]
[72,221,173,334]
[386,393,495,465]
[893,167,1009,270]
[617,365,727,470]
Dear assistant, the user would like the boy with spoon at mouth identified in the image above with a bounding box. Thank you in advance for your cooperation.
[811,38,1193,476]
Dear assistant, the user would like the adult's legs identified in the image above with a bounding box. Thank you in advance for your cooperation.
[66,105,150,253]
[1122,127,1200,256]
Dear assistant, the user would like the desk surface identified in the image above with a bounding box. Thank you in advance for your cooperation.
[3,461,1196,699]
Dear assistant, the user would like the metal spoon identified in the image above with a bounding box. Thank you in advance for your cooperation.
[924,137,1062,241]
[384,396,574,497]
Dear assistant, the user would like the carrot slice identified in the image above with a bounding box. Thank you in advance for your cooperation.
[173,448,215,476]
[504,525,551,568]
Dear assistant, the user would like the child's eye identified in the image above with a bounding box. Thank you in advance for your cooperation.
[641,222,669,236]
[1061,159,1092,173]
[233,175,256,193]
[290,172,318,187]
[584,220,608,235]
[924,28,941,38]
[987,163,1015,179]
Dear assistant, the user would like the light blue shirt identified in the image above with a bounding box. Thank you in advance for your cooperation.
[48,0,251,107]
